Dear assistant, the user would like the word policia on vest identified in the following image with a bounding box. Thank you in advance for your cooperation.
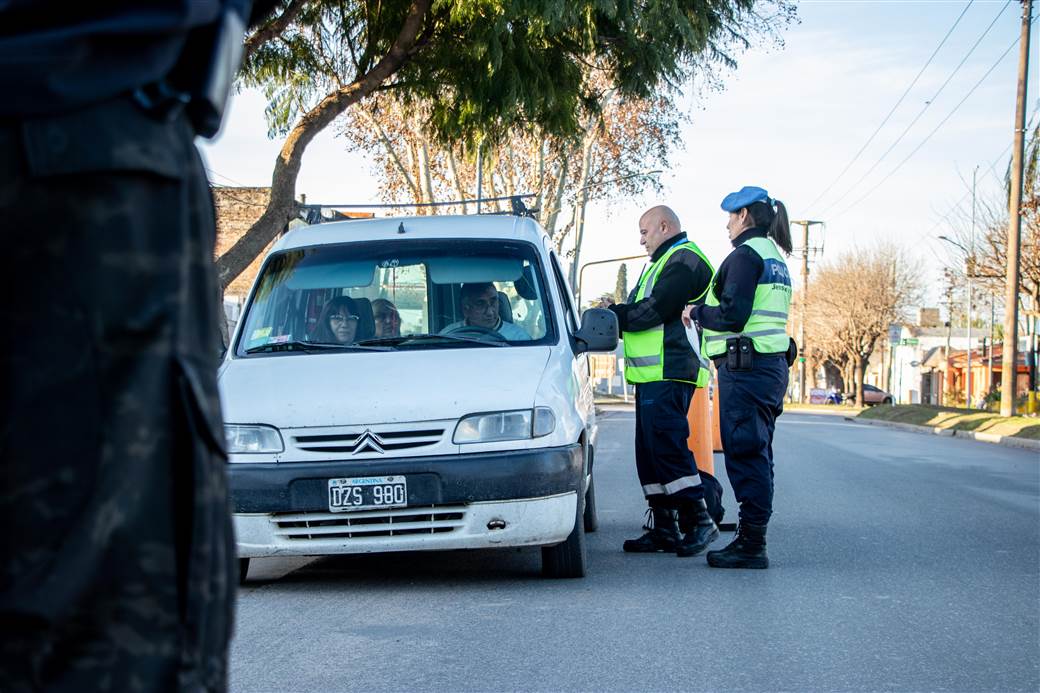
[702,236,792,358]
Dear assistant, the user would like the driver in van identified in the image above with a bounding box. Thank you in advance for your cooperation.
[313,296,364,344]
[442,282,530,341]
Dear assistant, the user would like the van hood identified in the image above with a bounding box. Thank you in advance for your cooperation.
[219,347,552,428]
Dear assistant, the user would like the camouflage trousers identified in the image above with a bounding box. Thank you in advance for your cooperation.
[0,96,236,692]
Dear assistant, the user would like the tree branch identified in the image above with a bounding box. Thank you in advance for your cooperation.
[217,0,433,290]
[243,0,310,65]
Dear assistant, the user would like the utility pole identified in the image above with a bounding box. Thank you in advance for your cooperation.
[966,166,977,408]
[1001,0,1031,417]
[475,141,484,215]
[988,293,995,397]
[790,220,825,402]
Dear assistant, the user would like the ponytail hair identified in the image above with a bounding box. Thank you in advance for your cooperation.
[745,199,793,255]
[769,200,792,255]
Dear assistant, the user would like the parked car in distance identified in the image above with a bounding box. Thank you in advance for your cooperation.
[846,383,893,405]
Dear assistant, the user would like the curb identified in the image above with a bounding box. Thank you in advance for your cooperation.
[845,417,1040,452]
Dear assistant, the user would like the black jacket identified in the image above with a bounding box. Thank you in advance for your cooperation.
[609,232,713,382]
[693,226,768,333]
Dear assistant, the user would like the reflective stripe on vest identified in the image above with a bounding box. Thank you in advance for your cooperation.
[623,240,713,386]
[701,235,792,358]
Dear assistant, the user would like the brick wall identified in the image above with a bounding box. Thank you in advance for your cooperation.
[212,186,273,299]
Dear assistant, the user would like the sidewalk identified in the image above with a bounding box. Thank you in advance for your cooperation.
[846,406,1040,452]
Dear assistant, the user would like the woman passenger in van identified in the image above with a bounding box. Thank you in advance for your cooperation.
[313,296,363,344]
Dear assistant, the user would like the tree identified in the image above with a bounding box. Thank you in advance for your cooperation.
[615,264,629,304]
[945,122,1040,321]
[216,0,795,292]
[339,85,683,255]
[807,244,922,407]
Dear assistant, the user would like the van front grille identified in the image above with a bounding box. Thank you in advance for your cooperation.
[271,505,466,540]
[291,427,445,454]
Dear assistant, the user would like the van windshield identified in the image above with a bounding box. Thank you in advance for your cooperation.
[236,238,556,356]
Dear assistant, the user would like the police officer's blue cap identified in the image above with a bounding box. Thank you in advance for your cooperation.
[721,186,772,212]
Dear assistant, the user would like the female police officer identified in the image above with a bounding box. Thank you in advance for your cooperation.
[682,186,793,569]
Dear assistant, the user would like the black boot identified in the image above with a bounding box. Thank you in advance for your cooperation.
[623,508,681,553]
[706,522,768,569]
[676,498,720,557]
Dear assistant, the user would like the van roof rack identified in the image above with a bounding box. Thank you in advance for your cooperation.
[298,194,538,224]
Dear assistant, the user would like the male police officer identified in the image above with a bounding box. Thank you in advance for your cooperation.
[605,205,721,557]
[0,3,274,690]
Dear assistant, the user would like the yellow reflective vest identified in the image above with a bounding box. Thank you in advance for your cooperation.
[623,240,713,386]
[701,236,791,358]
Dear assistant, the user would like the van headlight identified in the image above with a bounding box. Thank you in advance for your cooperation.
[453,407,556,444]
[224,424,284,454]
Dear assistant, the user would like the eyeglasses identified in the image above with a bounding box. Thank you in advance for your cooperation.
[329,314,359,324]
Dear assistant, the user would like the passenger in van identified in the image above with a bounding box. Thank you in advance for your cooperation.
[372,298,402,338]
[313,296,364,344]
[442,282,530,340]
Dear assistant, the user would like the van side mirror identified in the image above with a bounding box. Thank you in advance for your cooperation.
[573,308,618,355]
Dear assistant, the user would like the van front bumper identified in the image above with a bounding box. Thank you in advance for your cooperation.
[227,443,583,513]
[235,492,577,557]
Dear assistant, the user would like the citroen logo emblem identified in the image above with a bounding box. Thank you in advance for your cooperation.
[352,429,385,455]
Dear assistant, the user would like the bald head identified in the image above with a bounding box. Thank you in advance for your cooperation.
[639,205,682,256]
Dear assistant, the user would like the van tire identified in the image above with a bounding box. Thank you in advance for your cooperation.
[238,558,250,584]
[583,472,598,533]
[541,496,587,579]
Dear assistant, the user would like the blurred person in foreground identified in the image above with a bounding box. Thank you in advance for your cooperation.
[0,2,275,690]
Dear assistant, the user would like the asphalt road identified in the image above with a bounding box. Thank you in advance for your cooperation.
[229,409,1039,692]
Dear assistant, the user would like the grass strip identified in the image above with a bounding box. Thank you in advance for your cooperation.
[858,404,1040,440]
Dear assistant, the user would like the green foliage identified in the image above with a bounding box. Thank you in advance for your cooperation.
[614,264,628,304]
[240,0,793,144]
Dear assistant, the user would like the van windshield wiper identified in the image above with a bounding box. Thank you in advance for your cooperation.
[245,340,390,354]
[357,333,507,348]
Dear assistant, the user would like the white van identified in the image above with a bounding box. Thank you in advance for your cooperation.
[221,212,618,579]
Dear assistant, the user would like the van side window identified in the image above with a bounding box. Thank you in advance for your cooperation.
[548,251,578,333]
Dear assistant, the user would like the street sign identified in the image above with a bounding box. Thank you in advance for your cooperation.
[900,338,919,346]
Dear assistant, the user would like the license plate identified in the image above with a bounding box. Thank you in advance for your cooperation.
[328,475,408,513]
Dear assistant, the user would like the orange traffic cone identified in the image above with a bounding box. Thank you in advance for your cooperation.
[686,385,714,476]
[711,378,723,453]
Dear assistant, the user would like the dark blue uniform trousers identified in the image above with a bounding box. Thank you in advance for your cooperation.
[635,380,705,508]
[718,354,789,525]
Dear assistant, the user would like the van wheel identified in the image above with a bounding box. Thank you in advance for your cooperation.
[583,473,599,533]
[542,497,587,579]
[238,558,250,585]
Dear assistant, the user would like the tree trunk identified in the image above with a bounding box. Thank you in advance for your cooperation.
[567,123,597,292]
[417,140,434,210]
[446,148,468,214]
[214,0,431,290]
[855,355,867,408]
[534,139,546,213]
[361,108,418,198]
[542,153,570,237]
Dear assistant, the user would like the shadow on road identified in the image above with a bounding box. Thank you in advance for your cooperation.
[248,547,546,588]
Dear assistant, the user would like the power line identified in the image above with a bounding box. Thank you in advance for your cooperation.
[804,0,974,213]
[205,167,251,188]
[836,25,1029,218]
[817,0,1012,216]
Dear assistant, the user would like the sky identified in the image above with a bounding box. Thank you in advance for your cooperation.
[200,0,1039,310]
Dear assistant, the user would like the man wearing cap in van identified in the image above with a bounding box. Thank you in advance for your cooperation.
[603,205,722,558]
